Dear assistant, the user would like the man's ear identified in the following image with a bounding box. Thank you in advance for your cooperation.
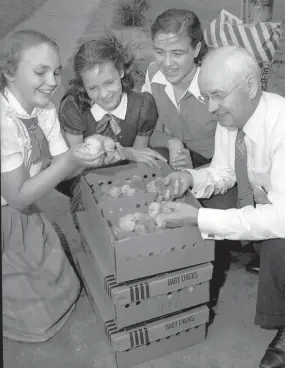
[194,42,202,58]
[247,75,259,99]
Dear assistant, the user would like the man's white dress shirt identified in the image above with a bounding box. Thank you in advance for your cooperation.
[187,92,285,241]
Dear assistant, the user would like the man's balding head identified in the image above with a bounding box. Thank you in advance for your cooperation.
[198,46,262,130]
[201,46,260,85]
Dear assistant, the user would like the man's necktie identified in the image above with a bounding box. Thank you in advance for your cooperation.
[96,114,121,140]
[235,129,255,209]
[235,129,255,245]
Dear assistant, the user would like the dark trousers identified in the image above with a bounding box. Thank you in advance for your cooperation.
[201,186,285,329]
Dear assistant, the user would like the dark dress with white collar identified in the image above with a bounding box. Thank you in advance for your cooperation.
[58,90,158,228]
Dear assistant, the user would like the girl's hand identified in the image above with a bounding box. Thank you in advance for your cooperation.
[70,144,105,168]
[170,149,193,171]
[123,147,167,168]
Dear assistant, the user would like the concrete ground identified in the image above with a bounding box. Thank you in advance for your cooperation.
[1,0,285,367]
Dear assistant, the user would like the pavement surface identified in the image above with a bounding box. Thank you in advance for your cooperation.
[1,0,285,367]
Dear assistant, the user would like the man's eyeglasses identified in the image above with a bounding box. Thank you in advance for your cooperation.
[200,77,248,103]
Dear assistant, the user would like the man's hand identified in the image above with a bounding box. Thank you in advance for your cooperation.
[159,202,199,228]
[157,171,193,201]
[170,149,193,171]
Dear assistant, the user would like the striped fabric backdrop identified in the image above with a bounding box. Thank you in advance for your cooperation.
[203,10,281,90]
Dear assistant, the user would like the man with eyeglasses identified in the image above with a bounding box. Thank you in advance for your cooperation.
[156,46,285,368]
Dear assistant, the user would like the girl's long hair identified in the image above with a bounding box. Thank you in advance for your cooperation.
[65,35,135,110]
[0,30,58,94]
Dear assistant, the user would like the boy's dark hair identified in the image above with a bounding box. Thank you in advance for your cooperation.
[150,8,208,65]
[66,35,135,110]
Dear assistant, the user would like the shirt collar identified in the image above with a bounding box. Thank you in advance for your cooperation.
[243,93,267,144]
[151,66,202,100]
[4,87,41,119]
[90,93,128,121]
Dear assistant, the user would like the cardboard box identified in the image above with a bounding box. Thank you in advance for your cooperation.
[80,178,215,283]
[75,251,209,368]
[82,162,173,215]
[78,211,213,328]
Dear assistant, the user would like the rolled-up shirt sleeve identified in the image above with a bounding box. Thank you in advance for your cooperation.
[186,123,236,198]
[197,125,285,241]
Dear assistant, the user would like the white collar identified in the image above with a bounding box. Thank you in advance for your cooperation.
[243,93,267,144]
[90,93,128,121]
[4,87,41,119]
[151,67,202,100]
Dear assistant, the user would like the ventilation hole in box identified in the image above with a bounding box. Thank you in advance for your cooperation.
[125,349,131,352]
[182,244,187,249]
[107,181,112,185]
[98,182,104,186]
[167,292,172,296]
[149,252,154,257]
[146,343,150,346]
[144,202,148,207]
[125,304,130,308]
[185,329,190,332]
[136,204,140,208]
[176,332,180,336]
[171,247,175,252]
[166,336,171,339]
[143,175,148,179]
[135,301,141,306]
[156,339,161,342]
[192,242,197,247]
[152,173,156,177]
[177,289,182,293]
[195,326,199,329]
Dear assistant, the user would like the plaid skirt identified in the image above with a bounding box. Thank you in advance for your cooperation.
[1,205,81,342]
[69,176,84,230]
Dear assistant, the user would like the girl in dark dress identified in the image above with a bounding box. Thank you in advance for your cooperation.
[58,35,165,228]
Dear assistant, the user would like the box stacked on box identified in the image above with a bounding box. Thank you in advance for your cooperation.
[76,163,215,367]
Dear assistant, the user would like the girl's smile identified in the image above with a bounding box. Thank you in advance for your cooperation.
[7,43,62,114]
[82,61,123,112]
